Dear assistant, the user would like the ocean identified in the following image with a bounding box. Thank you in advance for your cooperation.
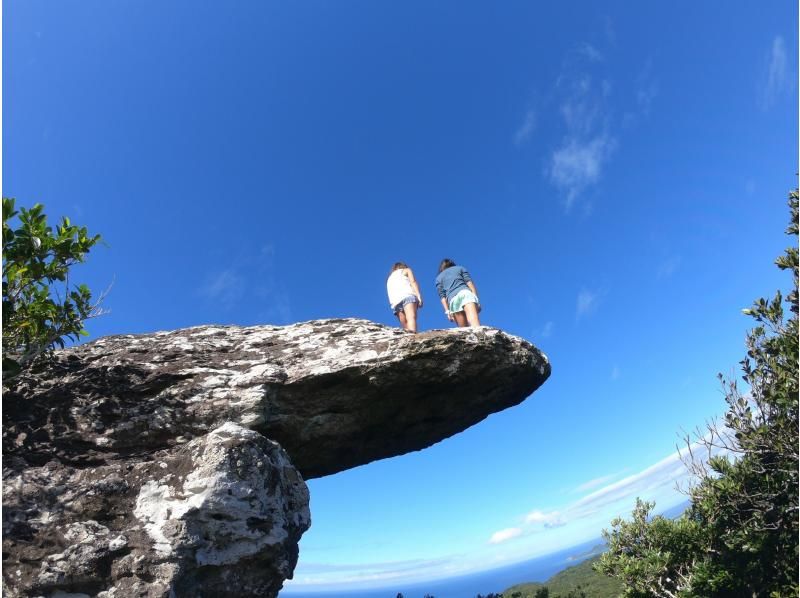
[279,539,603,598]
[280,501,691,598]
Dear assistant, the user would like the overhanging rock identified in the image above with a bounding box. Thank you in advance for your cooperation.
[3,319,551,479]
[3,318,551,597]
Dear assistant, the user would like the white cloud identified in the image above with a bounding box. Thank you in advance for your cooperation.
[540,321,554,339]
[636,80,658,116]
[198,243,292,321]
[200,269,245,307]
[559,77,600,135]
[636,88,657,119]
[761,35,791,109]
[576,288,598,319]
[568,453,687,517]
[288,558,463,589]
[550,135,616,208]
[489,527,523,544]
[622,60,659,128]
[514,109,537,145]
[611,366,620,381]
[490,436,733,553]
[544,44,619,208]
[524,510,564,528]
[574,473,620,493]
[577,42,603,63]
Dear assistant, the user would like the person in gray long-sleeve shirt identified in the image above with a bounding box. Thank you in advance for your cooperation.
[435,258,481,327]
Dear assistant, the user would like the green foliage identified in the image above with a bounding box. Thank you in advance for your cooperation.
[503,555,622,598]
[597,190,800,597]
[2,198,104,375]
[597,499,703,596]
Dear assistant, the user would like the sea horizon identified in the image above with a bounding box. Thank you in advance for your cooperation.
[279,538,603,598]
[280,501,690,598]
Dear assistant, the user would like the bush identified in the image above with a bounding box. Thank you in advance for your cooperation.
[2,198,105,375]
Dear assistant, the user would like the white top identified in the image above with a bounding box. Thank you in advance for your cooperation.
[386,269,415,306]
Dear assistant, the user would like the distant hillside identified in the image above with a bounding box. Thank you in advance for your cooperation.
[502,555,622,598]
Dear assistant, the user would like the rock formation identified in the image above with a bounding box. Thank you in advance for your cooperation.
[3,318,550,597]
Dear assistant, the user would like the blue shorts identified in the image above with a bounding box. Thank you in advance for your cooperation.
[392,295,418,315]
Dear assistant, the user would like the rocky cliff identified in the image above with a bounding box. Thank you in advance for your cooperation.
[3,318,550,597]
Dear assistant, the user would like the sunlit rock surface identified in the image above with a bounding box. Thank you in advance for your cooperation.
[3,422,309,597]
[2,318,550,597]
[4,318,550,478]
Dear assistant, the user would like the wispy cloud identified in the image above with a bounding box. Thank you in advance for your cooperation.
[539,42,660,208]
[514,109,537,145]
[610,365,620,381]
[288,554,469,589]
[550,135,616,208]
[761,35,791,109]
[566,448,691,517]
[577,42,603,63]
[538,321,554,339]
[629,59,659,124]
[546,46,617,209]
[295,556,455,576]
[489,527,523,544]
[524,510,565,528]
[198,243,292,322]
[253,245,293,323]
[488,437,730,548]
[574,473,621,493]
[657,256,681,279]
[622,65,659,130]
[602,16,616,45]
[576,288,599,319]
[200,268,246,308]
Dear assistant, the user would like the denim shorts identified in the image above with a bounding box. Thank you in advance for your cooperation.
[392,294,418,315]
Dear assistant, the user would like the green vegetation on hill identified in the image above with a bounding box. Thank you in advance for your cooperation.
[503,555,622,598]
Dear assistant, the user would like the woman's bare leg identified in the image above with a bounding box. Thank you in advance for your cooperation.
[464,302,481,327]
[402,302,418,333]
[453,311,468,327]
[396,310,408,330]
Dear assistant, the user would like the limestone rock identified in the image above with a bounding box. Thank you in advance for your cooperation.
[3,422,310,597]
[2,318,550,597]
[3,318,550,479]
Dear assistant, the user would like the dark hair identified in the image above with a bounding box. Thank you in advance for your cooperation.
[390,262,408,276]
[439,258,456,273]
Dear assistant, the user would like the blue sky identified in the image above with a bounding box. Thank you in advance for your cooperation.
[4,0,798,591]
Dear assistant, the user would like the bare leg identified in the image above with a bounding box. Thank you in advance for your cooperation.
[396,310,408,330]
[464,302,481,327]
[453,311,468,327]
[402,302,418,333]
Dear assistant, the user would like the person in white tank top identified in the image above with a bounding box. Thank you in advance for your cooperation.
[386,262,423,333]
